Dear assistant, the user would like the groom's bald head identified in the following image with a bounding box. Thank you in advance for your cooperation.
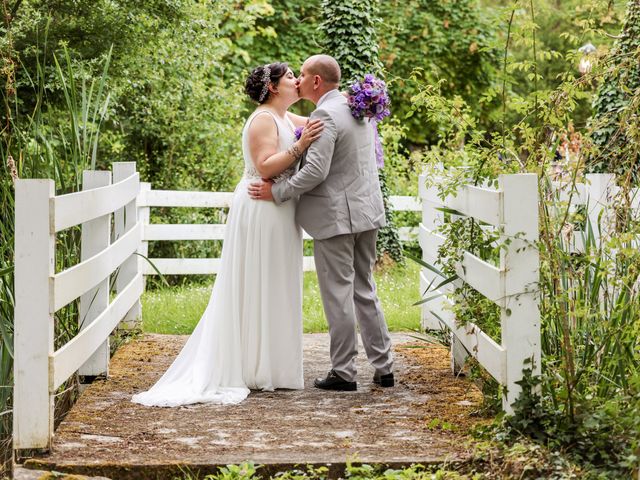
[306,55,341,86]
[297,54,342,104]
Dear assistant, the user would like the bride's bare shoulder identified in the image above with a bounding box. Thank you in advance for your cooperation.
[286,111,307,127]
[247,110,278,139]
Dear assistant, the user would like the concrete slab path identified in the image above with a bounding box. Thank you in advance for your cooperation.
[23,333,485,479]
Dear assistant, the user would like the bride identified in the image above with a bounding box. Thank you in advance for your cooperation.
[132,62,323,406]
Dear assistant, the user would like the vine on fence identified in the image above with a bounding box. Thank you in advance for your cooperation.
[429,211,502,341]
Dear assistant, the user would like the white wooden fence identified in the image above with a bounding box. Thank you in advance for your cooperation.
[137,186,420,275]
[551,173,640,253]
[14,162,142,450]
[13,161,421,450]
[418,172,639,413]
[15,158,638,448]
[419,173,540,413]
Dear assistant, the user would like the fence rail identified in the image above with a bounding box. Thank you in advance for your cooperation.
[51,274,144,391]
[53,172,140,232]
[551,174,640,252]
[139,189,421,275]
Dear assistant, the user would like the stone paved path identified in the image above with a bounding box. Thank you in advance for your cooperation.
[22,333,484,479]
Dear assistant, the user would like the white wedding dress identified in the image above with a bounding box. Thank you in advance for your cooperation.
[132,110,304,407]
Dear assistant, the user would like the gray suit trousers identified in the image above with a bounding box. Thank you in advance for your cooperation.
[313,229,393,382]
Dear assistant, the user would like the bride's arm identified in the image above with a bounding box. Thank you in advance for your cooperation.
[248,115,323,179]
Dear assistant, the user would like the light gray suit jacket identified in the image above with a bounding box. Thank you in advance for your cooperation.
[272,89,386,240]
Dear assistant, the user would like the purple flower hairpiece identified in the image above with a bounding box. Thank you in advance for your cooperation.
[347,74,391,168]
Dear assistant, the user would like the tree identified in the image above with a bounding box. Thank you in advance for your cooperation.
[319,0,404,263]
[378,0,500,145]
[2,0,277,274]
[589,0,640,178]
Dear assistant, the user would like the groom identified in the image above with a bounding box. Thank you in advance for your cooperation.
[249,54,394,391]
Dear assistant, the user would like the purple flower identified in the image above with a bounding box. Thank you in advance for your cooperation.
[346,74,391,169]
[294,126,304,140]
[347,74,391,123]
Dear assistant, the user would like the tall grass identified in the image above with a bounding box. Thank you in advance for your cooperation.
[0,157,15,472]
[1,22,112,470]
[537,175,640,414]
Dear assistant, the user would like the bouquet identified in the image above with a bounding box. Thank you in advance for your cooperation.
[347,74,390,122]
[348,74,390,168]
[294,74,390,168]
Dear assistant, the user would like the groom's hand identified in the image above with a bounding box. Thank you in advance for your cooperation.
[248,178,274,201]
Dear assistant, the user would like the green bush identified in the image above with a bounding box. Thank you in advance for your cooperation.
[409,2,639,475]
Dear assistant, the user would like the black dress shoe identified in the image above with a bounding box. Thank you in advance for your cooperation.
[373,372,395,387]
[314,369,357,391]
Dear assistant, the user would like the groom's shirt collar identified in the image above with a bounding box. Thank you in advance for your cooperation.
[317,89,339,107]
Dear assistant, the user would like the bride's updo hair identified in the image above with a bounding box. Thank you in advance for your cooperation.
[245,62,289,104]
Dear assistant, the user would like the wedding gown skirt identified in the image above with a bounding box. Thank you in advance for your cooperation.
[132,177,304,407]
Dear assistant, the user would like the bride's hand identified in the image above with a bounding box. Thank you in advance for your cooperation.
[298,119,324,150]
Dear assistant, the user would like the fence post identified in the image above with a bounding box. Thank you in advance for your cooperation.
[585,173,616,246]
[500,174,540,414]
[113,162,142,331]
[78,171,112,379]
[419,173,445,331]
[13,180,55,450]
[447,202,469,377]
[138,182,151,289]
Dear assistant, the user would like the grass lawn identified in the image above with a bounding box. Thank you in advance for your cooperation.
[141,260,422,334]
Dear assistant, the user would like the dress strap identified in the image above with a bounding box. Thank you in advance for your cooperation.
[247,109,280,137]
[284,113,297,133]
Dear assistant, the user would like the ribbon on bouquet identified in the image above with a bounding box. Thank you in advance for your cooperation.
[372,119,384,169]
